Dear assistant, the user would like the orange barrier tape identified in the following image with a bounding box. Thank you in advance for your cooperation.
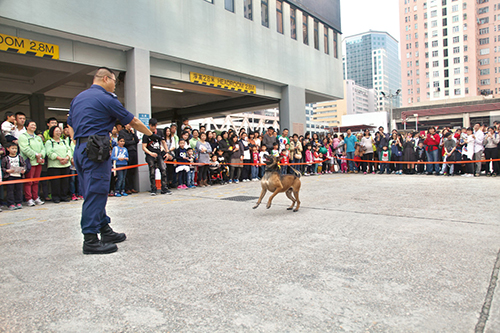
[341,157,500,165]
[3,156,498,185]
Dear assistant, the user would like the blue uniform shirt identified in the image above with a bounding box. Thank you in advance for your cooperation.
[68,85,134,139]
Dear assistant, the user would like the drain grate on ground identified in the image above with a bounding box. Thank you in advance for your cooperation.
[221,195,259,202]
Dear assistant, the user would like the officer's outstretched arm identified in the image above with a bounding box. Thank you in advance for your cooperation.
[129,117,153,137]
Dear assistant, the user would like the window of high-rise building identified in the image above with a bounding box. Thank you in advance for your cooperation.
[261,0,269,27]
[453,47,460,53]
[290,6,296,40]
[433,61,439,67]
[454,68,460,74]
[479,38,489,45]
[431,10,437,17]
[453,36,460,43]
[452,5,458,12]
[225,0,235,12]
[480,27,489,35]
[479,58,490,65]
[453,57,460,64]
[478,7,490,14]
[333,32,338,58]
[433,71,439,77]
[454,78,461,85]
[324,26,329,54]
[303,13,308,45]
[480,69,491,75]
[276,1,283,33]
[452,15,459,22]
[432,41,439,47]
[454,88,461,95]
[313,20,319,50]
[452,26,460,33]
[244,0,253,20]
[432,50,439,57]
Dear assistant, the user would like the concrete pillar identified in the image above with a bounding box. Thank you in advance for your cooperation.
[124,48,151,192]
[463,112,470,128]
[29,94,45,131]
[279,85,306,136]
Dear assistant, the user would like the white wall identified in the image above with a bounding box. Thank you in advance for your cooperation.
[342,111,388,130]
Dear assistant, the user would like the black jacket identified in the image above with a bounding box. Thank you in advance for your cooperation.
[119,129,139,153]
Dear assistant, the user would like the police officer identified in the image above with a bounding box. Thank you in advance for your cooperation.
[67,67,152,254]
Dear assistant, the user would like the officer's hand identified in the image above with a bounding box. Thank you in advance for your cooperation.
[151,134,161,141]
[150,152,158,158]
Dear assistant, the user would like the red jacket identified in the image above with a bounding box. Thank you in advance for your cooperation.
[424,133,440,151]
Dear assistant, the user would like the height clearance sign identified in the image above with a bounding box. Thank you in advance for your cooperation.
[0,33,59,59]
[190,72,256,94]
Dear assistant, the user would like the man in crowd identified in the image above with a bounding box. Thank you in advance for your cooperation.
[142,118,172,196]
[119,123,140,194]
[277,128,290,153]
[375,126,390,160]
[473,122,485,177]
[344,129,358,173]
[13,112,26,141]
[263,126,277,151]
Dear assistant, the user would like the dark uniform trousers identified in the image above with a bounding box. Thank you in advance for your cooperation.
[74,141,112,234]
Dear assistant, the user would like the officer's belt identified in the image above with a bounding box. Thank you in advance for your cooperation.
[77,137,89,144]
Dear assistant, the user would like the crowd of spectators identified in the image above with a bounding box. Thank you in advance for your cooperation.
[2,110,499,212]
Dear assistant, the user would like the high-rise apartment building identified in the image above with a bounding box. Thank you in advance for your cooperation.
[400,0,500,107]
[344,31,402,112]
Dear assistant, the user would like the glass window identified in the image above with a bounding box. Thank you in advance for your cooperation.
[244,0,253,20]
[324,26,329,54]
[290,6,297,40]
[313,20,319,50]
[225,0,234,12]
[303,13,309,45]
[261,0,269,27]
[333,32,338,58]
[276,1,283,34]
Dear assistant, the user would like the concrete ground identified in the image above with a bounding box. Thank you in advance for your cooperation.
[1,172,500,332]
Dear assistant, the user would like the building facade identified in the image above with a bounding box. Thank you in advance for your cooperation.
[0,0,342,190]
[343,31,402,112]
[310,80,378,128]
[399,0,500,107]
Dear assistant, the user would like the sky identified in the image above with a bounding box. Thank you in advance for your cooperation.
[340,0,401,42]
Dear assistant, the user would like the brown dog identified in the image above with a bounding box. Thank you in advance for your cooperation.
[253,155,301,212]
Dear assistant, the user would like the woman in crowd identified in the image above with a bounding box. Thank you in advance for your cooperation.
[389,132,403,175]
[18,119,45,206]
[196,132,212,186]
[403,132,417,174]
[360,129,375,174]
[228,134,242,183]
[45,126,72,203]
[483,126,500,176]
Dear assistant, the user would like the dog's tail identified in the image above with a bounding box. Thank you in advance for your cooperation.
[291,167,302,178]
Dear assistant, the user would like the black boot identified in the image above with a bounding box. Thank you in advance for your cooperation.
[83,234,118,255]
[100,224,127,244]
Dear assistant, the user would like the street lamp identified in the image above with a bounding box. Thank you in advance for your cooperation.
[413,113,419,132]
[380,89,401,132]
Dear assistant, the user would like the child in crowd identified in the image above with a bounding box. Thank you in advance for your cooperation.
[209,154,221,184]
[175,140,190,189]
[1,143,26,210]
[111,137,129,197]
[461,127,475,177]
[415,141,427,174]
[271,142,280,158]
[440,132,456,176]
[259,145,269,178]
[340,152,348,173]
[379,145,390,174]
[216,149,229,184]
[1,112,17,142]
[280,143,290,175]
[186,148,196,188]
[313,146,321,175]
[251,145,260,181]
[304,144,313,176]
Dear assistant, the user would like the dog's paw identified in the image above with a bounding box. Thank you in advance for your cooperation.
[287,207,293,210]
[266,205,271,209]
[252,205,259,209]
[293,209,299,212]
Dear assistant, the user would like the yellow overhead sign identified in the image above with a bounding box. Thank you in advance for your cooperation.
[190,72,256,94]
[0,33,59,59]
